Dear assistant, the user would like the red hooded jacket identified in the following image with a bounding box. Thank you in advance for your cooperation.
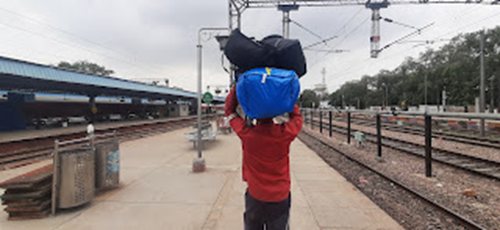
[225,87,303,202]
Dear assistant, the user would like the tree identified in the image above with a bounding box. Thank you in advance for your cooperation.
[299,90,320,108]
[328,26,500,109]
[57,61,114,76]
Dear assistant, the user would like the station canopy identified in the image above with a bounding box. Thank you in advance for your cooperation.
[0,56,225,103]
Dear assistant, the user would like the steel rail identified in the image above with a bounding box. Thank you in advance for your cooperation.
[0,114,219,169]
[341,117,500,149]
[310,118,500,180]
[299,130,486,230]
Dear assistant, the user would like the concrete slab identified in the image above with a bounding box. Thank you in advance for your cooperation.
[0,125,402,230]
[57,202,213,230]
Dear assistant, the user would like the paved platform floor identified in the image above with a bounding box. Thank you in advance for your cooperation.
[0,127,402,230]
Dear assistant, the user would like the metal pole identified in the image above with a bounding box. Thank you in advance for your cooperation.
[197,44,203,158]
[425,115,433,177]
[347,112,351,144]
[480,30,486,136]
[329,111,333,137]
[376,114,382,157]
[320,111,323,133]
[282,10,290,38]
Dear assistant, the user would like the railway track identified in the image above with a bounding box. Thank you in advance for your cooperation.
[299,130,485,230]
[330,115,500,149]
[0,115,218,170]
[310,118,500,181]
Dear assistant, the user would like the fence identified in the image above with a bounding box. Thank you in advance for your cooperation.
[300,108,500,178]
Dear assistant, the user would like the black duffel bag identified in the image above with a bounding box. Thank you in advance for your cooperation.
[223,29,275,74]
[223,29,307,77]
[261,35,307,77]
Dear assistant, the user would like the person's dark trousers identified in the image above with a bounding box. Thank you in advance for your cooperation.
[244,190,291,230]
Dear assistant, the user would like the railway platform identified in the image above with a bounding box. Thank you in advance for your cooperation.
[0,126,402,229]
[0,116,200,144]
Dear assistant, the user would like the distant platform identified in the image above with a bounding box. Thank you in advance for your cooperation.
[0,127,402,229]
[0,116,194,144]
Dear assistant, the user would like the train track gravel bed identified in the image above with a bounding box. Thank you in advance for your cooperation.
[301,126,500,229]
[327,117,500,163]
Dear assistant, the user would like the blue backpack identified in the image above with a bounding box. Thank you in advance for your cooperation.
[236,68,300,119]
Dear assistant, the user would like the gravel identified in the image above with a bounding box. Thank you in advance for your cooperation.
[301,125,500,229]
[325,117,500,163]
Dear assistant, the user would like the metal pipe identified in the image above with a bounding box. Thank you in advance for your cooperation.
[347,112,351,144]
[376,114,382,157]
[197,44,203,158]
[425,115,433,177]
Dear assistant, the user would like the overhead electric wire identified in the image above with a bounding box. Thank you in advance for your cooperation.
[381,17,420,30]
[431,10,500,40]
[290,19,326,42]
[0,5,132,59]
[377,22,435,53]
[309,15,370,69]
[322,6,499,92]
[0,5,199,87]
[304,48,349,53]
[307,7,364,68]
[330,10,500,82]
[0,20,168,78]
[303,35,338,49]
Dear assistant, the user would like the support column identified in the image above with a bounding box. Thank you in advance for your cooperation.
[366,2,389,59]
[88,95,96,124]
[282,10,290,38]
[278,4,299,39]
[370,9,381,58]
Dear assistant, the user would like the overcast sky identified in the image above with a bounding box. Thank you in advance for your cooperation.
[0,0,499,95]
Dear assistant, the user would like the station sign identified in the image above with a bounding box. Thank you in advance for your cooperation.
[203,92,213,103]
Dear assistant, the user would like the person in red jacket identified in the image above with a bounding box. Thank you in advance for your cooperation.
[225,86,303,230]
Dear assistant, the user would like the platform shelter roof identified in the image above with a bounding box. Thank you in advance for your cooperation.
[0,56,224,103]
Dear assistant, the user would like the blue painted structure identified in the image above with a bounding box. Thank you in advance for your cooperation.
[0,55,224,102]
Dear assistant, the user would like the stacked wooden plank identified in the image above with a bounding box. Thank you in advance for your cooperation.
[0,164,53,220]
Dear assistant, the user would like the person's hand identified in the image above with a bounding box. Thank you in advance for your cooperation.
[225,86,238,117]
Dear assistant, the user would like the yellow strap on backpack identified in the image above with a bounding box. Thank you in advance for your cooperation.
[265,67,272,75]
